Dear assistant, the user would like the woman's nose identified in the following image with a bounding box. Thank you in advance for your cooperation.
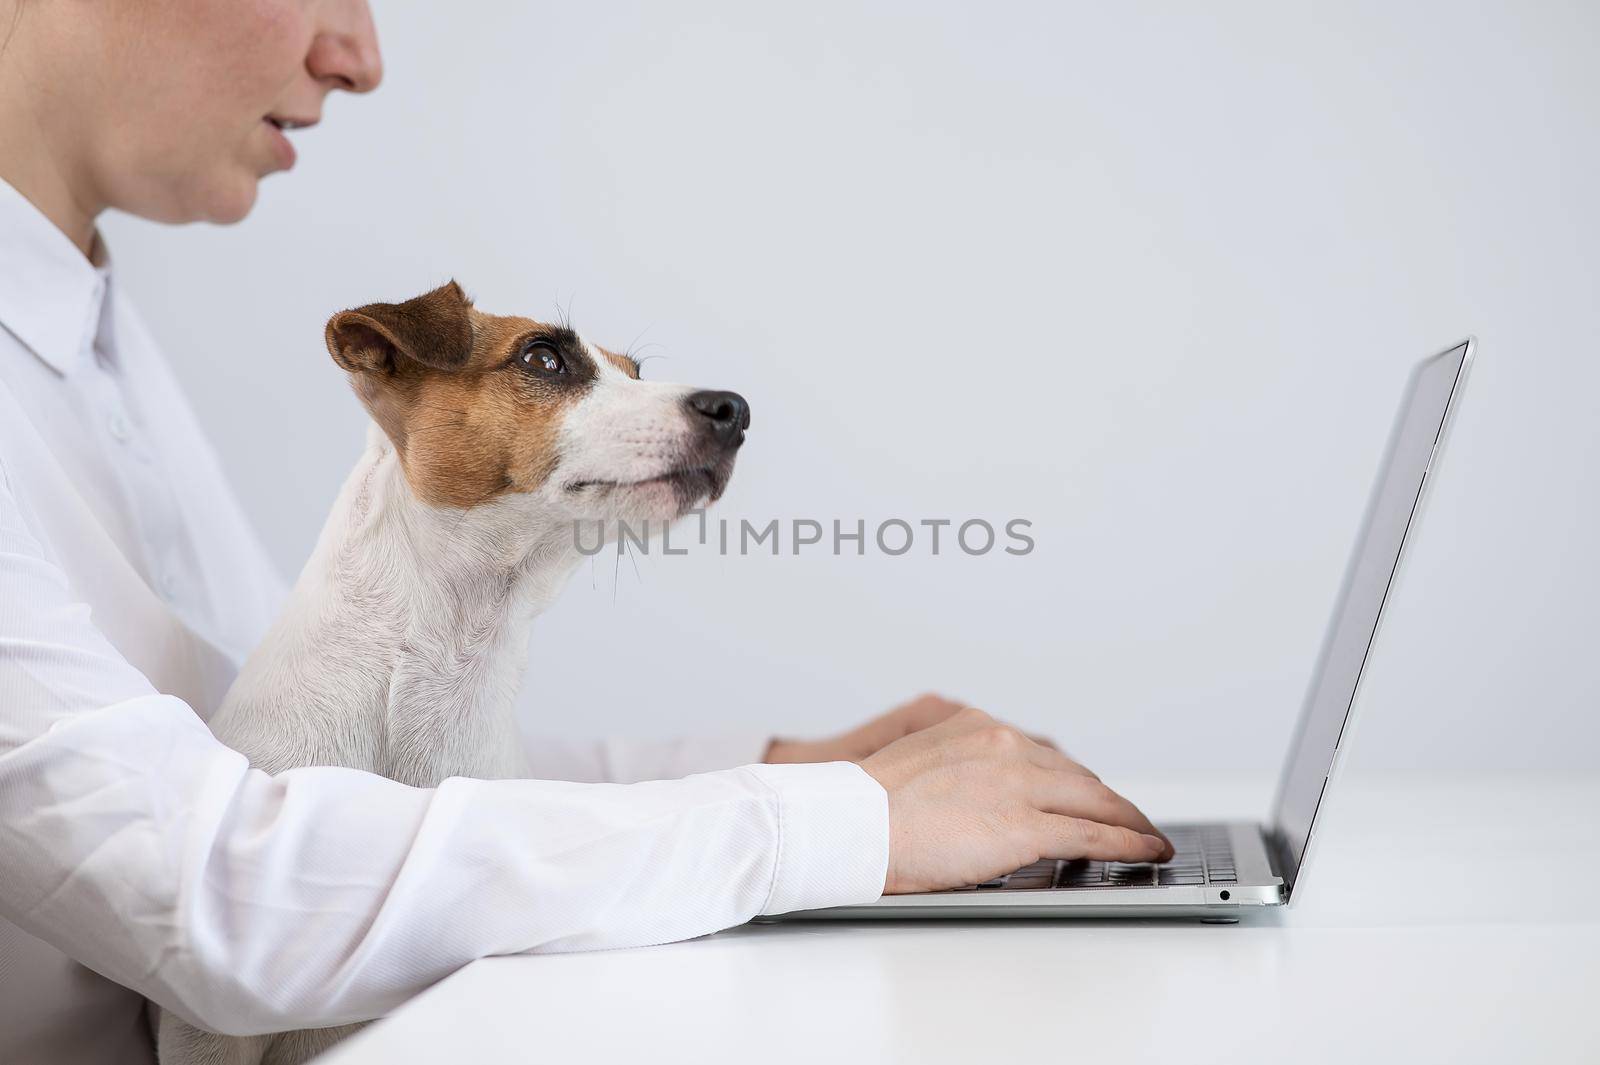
[307,0,384,94]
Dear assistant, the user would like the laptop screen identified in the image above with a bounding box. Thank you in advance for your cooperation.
[1269,342,1473,889]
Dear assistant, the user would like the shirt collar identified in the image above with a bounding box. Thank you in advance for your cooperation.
[0,175,111,376]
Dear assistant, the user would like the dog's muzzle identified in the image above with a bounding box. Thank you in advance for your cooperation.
[684,390,750,451]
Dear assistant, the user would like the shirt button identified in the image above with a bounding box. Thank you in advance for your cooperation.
[159,572,178,599]
[108,413,131,443]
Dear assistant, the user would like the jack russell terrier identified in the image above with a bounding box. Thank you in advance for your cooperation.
[156,280,749,1065]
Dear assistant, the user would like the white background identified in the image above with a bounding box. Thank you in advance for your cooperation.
[104,1,1598,777]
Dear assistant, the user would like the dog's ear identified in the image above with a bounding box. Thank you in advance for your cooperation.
[325,280,474,375]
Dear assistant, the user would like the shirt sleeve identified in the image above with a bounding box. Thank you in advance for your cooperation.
[520,732,777,783]
[0,468,889,1037]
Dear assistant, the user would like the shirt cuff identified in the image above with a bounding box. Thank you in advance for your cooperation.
[743,761,889,916]
[667,732,777,776]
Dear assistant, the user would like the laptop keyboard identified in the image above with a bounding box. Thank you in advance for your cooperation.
[966,824,1237,891]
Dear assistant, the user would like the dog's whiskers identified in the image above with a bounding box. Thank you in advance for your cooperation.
[624,327,657,361]
[553,293,575,331]
[611,538,623,604]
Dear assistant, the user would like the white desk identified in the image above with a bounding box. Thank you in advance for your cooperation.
[321,772,1600,1064]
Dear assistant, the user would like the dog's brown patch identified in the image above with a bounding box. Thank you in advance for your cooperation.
[327,282,592,508]
[598,346,642,380]
[327,280,474,374]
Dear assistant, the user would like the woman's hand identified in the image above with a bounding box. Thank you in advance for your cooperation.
[860,707,1172,894]
[766,696,1167,895]
[764,692,1059,765]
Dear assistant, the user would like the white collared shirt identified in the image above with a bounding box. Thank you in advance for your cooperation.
[0,178,888,1065]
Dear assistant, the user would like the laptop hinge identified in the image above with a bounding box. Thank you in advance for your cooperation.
[1264,825,1300,898]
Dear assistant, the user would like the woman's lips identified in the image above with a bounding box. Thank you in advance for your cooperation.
[261,118,298,171]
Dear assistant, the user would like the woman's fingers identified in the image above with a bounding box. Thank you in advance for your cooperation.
[895,694,966,729]
[1025,766,1171,854]
[1022,739,1100,780]
[1030,812,1169,863]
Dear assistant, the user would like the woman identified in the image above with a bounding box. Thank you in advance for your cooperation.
[0,3,1168,1062]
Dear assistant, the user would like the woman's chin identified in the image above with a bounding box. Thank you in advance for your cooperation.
[156,168,262,226]
[200,176,261,225]
[117,170,260,228]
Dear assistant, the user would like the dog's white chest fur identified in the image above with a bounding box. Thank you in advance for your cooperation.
[158,434,581,1065]
[208,434,572,787]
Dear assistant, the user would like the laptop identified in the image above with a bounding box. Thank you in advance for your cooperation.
[783,339,1476,921]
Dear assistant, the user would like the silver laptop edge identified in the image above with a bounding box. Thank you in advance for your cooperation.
[1267,338,1476,897]
[781,339,1477,920]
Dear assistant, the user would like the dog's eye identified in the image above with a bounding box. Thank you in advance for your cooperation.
[521,342,566,375]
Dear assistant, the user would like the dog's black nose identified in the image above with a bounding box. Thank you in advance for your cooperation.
[685,390,750,446]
